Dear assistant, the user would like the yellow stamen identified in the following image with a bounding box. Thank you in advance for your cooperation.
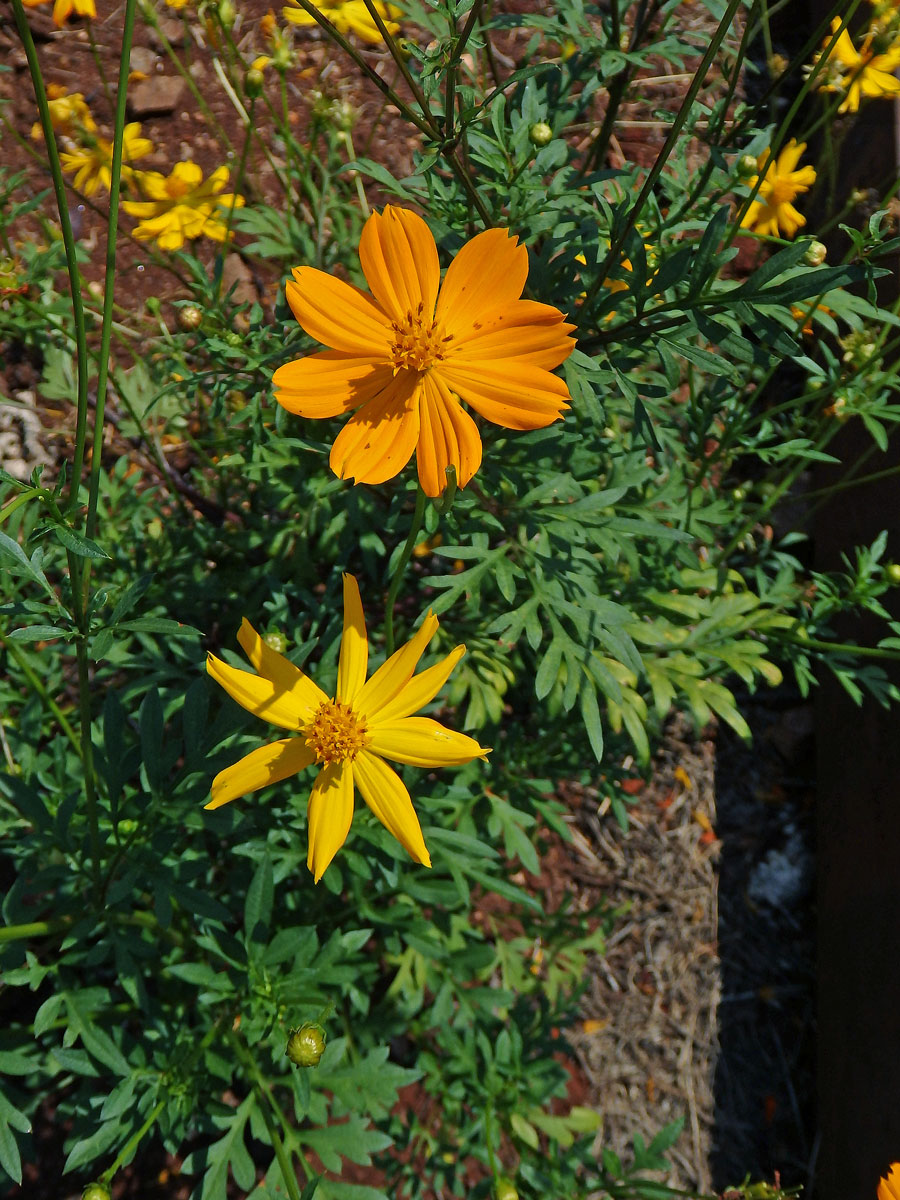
[389,302,452,375]
[305,699,368,764]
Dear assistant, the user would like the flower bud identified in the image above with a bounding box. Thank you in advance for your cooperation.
[286,1023,326,1067]
[218,0,236,29]
[264,629,288,653]
[244,68,266,98]
[82,1185,111,1200]
[528,121,553,147]
[803,240,827,267]
[177,305,203,332]
[494,1177,519,1200]
[885,563,900,585]
[225,330,243,348]
[736,153,758,179]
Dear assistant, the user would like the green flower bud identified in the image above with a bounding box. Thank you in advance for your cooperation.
[286,1023,326,1067]
[264,630,288,653]
[225,330,243,347]
[218,0,236,28]
[736,153,758,179]
[528,121,553,147]
[885,563,900,585]
[177,305,203,332]
[82,1185,111,1200]
[494,1177,519,1200]
[803,240,827,267]
[244,68,266,98]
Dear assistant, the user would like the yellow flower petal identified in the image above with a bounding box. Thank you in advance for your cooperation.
[439,357,571,429]
[416,374,482,498]
[359,206,441,324]
[352,750,431,866]
[237,618,328,720]
[372,644,466,723]
[272,352,390,418]
[336,573,367,705]
[329,374,421,485]
[435,228,530,339]
[207,647,314,730]
[206,737,315,809]
[879,1164,900,1200]
[356,612,440,719]
[286,268,392,356]
[307,760,355,882]
[368,716,489,766]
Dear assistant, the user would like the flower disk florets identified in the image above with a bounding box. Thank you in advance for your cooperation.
[306,699,368,764]
[390,302,451,375]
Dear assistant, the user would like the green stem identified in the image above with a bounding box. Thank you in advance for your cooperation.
[11,0,90,514]
[227,1031,307,1200]
[99,1100,166,1185]
[0,917,74,944]
[1,636,82,758]
[384,487,427,657]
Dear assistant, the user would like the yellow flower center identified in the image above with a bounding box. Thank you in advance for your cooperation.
[165,176,192,200]
[389,302,452,374]
[305,699,368,764]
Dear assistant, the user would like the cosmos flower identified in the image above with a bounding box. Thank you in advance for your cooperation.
[740,139,817,238]
[122,162,244,251]
[59,124,153,196]
[878,1163,900,1200]
[273,206,575,497]
[815,17,900,112]
[22,0,96,27]
[206,575,489,882]
[282,0,399,44]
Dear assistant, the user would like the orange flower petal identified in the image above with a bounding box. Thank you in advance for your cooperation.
[329,374,421,485]
[359,206,440,323]
[416,374,482,497]
[286,268,392,355]
[436,228,529,339]
[273,351,392,418]
[451,299,575,370]
[439,359,570,429]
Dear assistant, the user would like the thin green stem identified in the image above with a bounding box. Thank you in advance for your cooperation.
[384,487,427,656]
[1,636,82,758]
[11,0,90,514]
[443,0,485,141]
[360,0,434,126]
[99,1100,166,1185]
[0,917,74,944]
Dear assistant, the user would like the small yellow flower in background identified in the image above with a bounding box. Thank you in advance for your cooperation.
[282,0,400,44]
[165,0,190,8]
[261,8,278,36]
[274,205,575,497]
[31,88,97,141]
[205,574,489,882]
[59,123,153,196]
[23,0,95,26]
[878,1163,900,1200]
[122,162,244,251]
[814,17,900,113]
[740,139,816,238]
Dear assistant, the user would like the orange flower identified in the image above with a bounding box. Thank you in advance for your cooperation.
[273,206,575,497]
[878,1163,900,1200]
[23,0,95,25]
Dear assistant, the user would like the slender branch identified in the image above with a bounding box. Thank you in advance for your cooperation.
[384,486,427,656]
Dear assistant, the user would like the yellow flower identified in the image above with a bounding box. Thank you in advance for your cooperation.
[282,0,400,44]
[31,89,97,141]
[740,139,816,238]
[878,1163,900,1200]
[59,123,153,196]
[273,206,575,497]
[815,17,900,113]
[165,0,190,7]
[122,162,244,251]
[205,575,489,882]
[23,0,96,26]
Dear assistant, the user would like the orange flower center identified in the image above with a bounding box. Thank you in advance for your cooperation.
[305,699,368,764]
[165,176,192,200]
[389,303,452,375]
[768,177,797,206]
